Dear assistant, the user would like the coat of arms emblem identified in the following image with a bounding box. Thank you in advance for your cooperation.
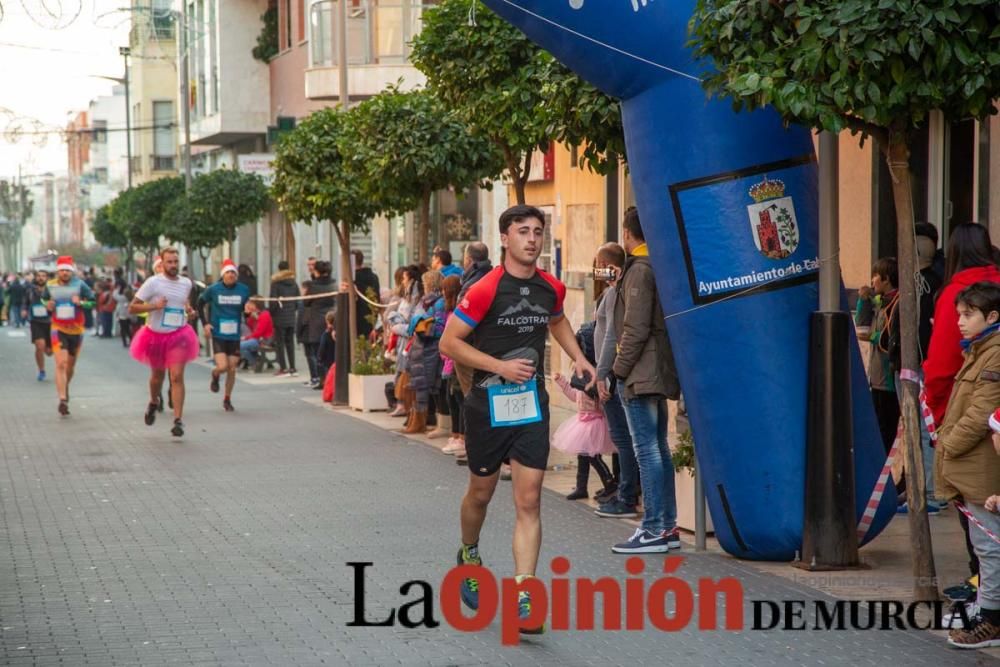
[747,177,799,260]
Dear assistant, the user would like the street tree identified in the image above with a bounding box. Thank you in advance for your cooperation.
[347,86,503,264]
[110,177,185,264]
[690,0,1000,601]
[271,107,379,363]
[164,168,269,273]
[410,0,626,204]
[0,179,32,272]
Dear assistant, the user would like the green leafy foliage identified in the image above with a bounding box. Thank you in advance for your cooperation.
[351,334,393,376]
[671,429,696,473]
[109,177,185,253]
[689,0,1000,145]
[270,107,378,233]
[346,85,503,261]
[410,0,625,199]
[91,204,127,249]
[165,169,269,252]
[252,4,279,64]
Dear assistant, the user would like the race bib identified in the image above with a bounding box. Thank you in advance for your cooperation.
[488,378,542,428]
[218,318,239,336]
[32,304,48,318]
[55,302,76,320]
[162,307,185,330]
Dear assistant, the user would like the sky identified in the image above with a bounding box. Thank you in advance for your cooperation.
[0,1,132,182]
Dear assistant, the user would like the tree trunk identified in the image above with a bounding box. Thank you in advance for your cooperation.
[335,219,358,367]
[886,139,939,602]
[499,141,529,205]
[285,219,296,270]
[199,248,209,280]
[418,191,431,265]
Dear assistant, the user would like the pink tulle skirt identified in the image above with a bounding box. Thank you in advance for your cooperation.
[129,325,200,370]
[552,412,617,457]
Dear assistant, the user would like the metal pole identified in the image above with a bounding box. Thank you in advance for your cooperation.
[120,47,132,189]
[694,462,707,551]
[818,131,840,310]
[180,4,193,193]
[338,0,349,109]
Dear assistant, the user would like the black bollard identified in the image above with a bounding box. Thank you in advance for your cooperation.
[333,292,351,406]
[797,311,861,570]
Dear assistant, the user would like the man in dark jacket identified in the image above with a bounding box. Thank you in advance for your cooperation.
[610,207,682,554]
[299,260,336,387]
[458,242,492,300]
[351,250,380,339]
[269,260,300,376]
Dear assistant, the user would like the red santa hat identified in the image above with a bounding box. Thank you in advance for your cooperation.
[220,259,238,277]
[990,408,1000,434]
[56,255,75,272]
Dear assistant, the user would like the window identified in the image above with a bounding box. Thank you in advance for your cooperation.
[151,0,175,39]
[153,101,175,171]
[91,120,107,144]
[310,0,333,65]
[284,0,293,50]
[297,0,305,42]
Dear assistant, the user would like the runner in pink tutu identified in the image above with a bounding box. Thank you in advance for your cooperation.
[129,247,199,437]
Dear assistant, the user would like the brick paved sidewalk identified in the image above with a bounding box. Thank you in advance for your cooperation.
[0,329,994,666]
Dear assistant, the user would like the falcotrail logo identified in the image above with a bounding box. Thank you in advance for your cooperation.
[346,557,960,645]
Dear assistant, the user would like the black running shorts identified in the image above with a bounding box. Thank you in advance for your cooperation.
[212,338,240,357]
[462,384,551,476]
[30,321,51,345]
[51,330,81,357]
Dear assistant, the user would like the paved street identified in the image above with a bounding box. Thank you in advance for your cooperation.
[0,329,995,666]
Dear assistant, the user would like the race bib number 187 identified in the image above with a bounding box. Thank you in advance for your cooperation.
[488,379,542,428]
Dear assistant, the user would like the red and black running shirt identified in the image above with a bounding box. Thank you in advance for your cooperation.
[454,266,566,386]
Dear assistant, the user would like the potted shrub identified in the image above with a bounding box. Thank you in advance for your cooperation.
[672,430,714,533]
[348,335,395,412]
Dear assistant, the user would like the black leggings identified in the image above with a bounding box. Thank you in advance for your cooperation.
[447,379,464,435]
[118,318,132,346]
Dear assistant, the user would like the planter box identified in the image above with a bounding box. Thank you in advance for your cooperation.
[348,373,395,412]
[675,469,714,533]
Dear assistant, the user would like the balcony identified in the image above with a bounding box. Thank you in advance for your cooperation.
[305,0,433,100]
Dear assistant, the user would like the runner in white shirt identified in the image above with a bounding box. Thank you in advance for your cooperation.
[128,247,200,437]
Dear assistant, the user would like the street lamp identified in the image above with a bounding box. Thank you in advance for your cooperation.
[119,46,132,189]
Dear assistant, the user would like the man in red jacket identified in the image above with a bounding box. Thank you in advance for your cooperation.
[240,299,273,369]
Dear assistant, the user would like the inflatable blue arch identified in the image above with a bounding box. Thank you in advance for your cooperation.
[481,0,896,560]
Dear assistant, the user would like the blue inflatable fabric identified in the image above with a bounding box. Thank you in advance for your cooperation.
[481,0,896,560]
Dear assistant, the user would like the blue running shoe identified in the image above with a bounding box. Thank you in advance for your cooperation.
[37,370,45,382]
[612,527,682,554]
[456,544,482,610]
[518,589,545,635]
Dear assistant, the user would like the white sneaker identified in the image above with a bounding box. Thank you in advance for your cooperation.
[442,438,465,455]
[943,601,979,629]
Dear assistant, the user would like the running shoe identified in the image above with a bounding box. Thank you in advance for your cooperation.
[210,371,220,393]
[58,400,69,416]
[943,600,980,629]
[518,588,545,635]
[948,615,1000,649]
[171,419,184,437]
[144,402,157,426]
[456,544,482,610]
[272,369,289,377]
[594,498,640,518]
[289,369,299,377]
[223,398,234,412]
[37,370,45,382]
[612,527,682,554]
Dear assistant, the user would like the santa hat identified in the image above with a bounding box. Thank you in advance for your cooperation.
[990,408,1000,434]
[56,255,75,272]
[221,259,238,277]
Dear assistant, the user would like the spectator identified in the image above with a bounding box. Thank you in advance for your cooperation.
[432,248,463,279]
[269,260,300,377]
[914,221,946,283]
[6,273,26,328]
[924,222,1000,601]
[237,263,258,297]
[299,260,336,388]
[439,275,467,457]
[594,242,641,518]
[113,279,134,347]
[458,242,492,300]
[97,279,116,338]
[860,257,901,455]
[351,249,381,339]
[316,310,337,391]
[386,265,423,419]
[610,207,682,554]
[935,282,1000,648]
[402,269,446,434]
[240,299,273,369]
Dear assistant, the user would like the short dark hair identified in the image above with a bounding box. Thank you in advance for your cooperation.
[278,260,289,271]
[499,205,546,235]
[623,207,645,242]
[465,242,488,263]
[314,260,332,277]
[597,242,626,268]
[351,249,364,266]
[872,257,898,287]
[914,222,938,247]
[433,248,452,266]
[955,281,1000,318]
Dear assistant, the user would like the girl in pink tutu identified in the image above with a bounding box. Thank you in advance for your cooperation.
[553,323,618,501]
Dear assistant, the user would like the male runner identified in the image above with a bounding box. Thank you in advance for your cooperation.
[42,257,95,415]
[24,270,52,381]
[129,247,199,437]
[440,205,596,634]
[197,259,250,412]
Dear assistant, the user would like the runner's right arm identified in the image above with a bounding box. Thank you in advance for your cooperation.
[439,316,534,384]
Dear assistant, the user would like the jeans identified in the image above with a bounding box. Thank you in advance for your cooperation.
[965,501,1000,612]
[240,338,260,364]
[603,382,639,506]
[11,305,24,327]
[99,311,114,338]
[273,325,296,371]
[304,342,320,383]
[620,393,676,534]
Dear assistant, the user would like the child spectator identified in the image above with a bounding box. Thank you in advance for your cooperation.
[936,282,1000,649]
[860,257,901,454]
